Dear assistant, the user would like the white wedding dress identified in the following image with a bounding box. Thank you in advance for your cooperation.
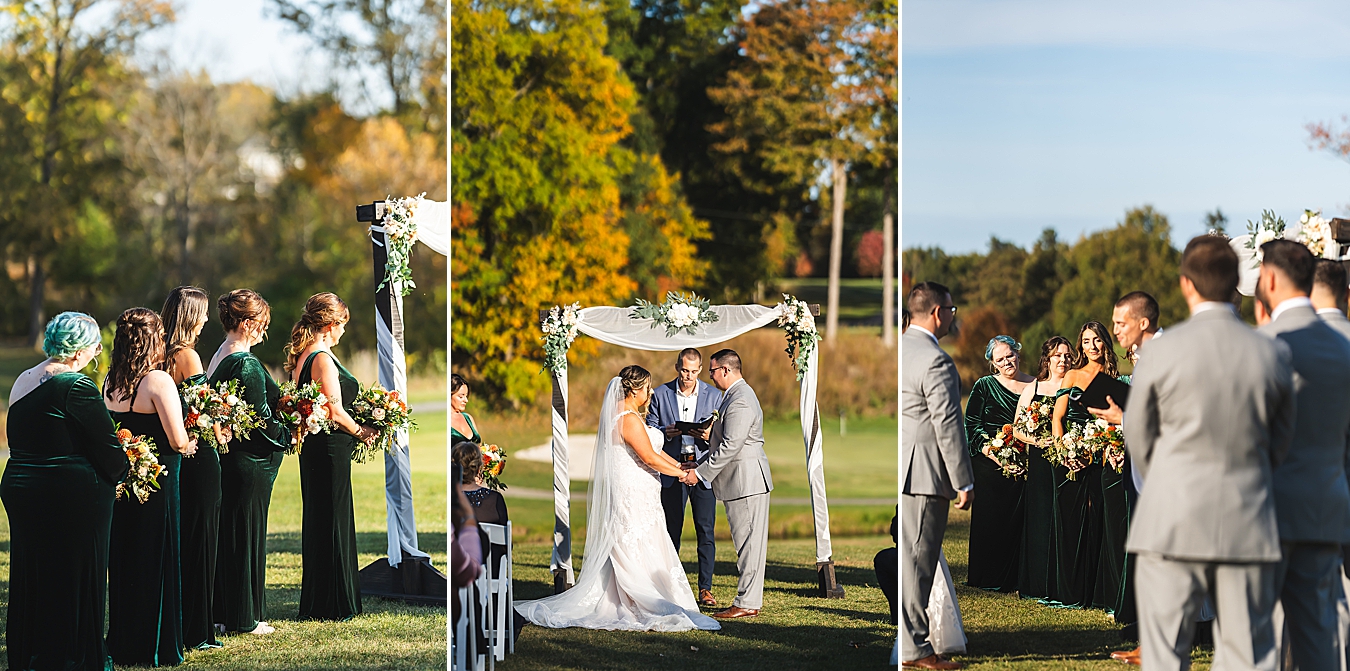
[515,380,720,632]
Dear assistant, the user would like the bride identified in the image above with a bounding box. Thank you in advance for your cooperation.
[515,365,720,631]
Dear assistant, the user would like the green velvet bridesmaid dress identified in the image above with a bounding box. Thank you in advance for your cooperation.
[107,403,185,666]
[2,372,129,671]
[297,351,363,621]
[963,375,1026,592]
[1017,392,1057,600]
[1094,375,1135,623]
[177,372,222,649]
[450,412,480,444]
[1046,386,1103,609]
[210,352,289,633]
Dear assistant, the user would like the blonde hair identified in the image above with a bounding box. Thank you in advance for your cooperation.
[284,292,351,372]
[162,286,209,379]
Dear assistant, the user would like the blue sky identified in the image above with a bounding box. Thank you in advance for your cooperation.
[902,0,1350,253]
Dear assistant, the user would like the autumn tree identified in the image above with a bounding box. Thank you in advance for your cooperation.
[709,0,894,344]
[0,0,173,345]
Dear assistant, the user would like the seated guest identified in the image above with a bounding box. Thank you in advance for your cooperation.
[454,440,509,526]
[875,508,898,624]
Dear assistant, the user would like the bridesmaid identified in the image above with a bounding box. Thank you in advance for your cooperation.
[1012,336,1072,600]
[963,335,1035,592]
[104,308,199,666]
[207,289,290,635]
[3,312,128,671]
[163,286,224,650]
[450,374,481,444]
[287,293,377,621]
[1049,321,1118,608]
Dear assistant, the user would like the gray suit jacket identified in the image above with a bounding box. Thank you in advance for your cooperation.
[901,328,974,500]
[696,380,773,501]
[1124,307,1295,562]
[1260,305,1350,545]
[1318,309,1350,344]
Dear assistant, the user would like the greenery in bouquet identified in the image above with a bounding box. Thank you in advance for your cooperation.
[276,381,336,455]
[984,424,1027,480]
[375,193,424,296]
[115,426,166,504]
[1082,418,1126,473]
[214,379,264,452]
[631,292,719,337]
[1245,209,1286,265]
[1053,424,1095,481]
[350,383,416,463]
[1014,398,1054,452]
[777,294,821,381]
[181,380,228,455]
[540,302,581,374]
[481,443,508,491]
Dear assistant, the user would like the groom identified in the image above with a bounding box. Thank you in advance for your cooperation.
[680,348,773,619]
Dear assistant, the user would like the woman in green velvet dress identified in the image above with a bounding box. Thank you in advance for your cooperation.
[963,335,1036,591]
[207,289,290,636]
[1049,321,1118,609]
[103,308,200,667]
[450,374,481,445]
[1011,336,1073,601]
[286,293,377,621]
[163,286,224,650]
[3,312,128,671]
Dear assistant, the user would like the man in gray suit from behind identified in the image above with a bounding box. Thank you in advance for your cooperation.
[685,348,773,619]
[1255,242,1350,670]
[1310,258,1350,669]
[901,281,973,671]
[1125,236,1296,671]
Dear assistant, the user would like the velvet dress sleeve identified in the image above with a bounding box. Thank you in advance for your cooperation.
[67,375,131,485]
[239,356,290,453]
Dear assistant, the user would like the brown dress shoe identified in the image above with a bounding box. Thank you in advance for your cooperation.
[698,589,717,607]
[711,606,759,619]
[1110,647,1140,664]
[901,654,963,670]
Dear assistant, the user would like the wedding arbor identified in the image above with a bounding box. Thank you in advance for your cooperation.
[355,197,449,604]
[538,296,846,598]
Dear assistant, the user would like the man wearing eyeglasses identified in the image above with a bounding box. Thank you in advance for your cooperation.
[647,348,721,607]
[902,281,973,670]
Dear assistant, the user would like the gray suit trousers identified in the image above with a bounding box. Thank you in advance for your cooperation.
[901,493,948,662]
[1136,553,1278,671]
[724,492,771,610]
[1276,543,1342,671]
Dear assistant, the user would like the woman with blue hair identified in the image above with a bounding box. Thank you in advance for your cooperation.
[963,334,1036,591]
[3,311,130,670]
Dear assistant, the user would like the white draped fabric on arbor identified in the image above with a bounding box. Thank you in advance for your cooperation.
[543,304,837,594]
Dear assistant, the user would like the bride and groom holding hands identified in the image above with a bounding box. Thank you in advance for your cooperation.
[515,348,774,631]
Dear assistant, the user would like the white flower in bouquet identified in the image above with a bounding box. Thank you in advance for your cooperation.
[315,393,329,406]
[990,435,1004,448]
[195,414,213,429]
[667,303,699,328]
[226,394,240,406]
[372,407,386,421]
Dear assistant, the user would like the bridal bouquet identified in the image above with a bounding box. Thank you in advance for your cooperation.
[1082,418,1127,473]
[276,381,335,454]
[350,384,415,463]
[985,424,1027,479]
[540,302,581,374]
[1298,209,1335,258]
[631,292,719,337]
[115,427,166,504]
[213,379,264,452]
[375,193,424,296]
[1053,425,1095,481]
[481,444,508,490]
[182,380,228,454]
[1014,399,1054,450]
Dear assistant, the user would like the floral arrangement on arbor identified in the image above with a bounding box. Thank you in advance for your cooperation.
[373,193,425,296]
[777,294,820,381]
[1245,210,1286,264]
[540,302,582,374]
[1298,209,1335,258]
[631,292,719,337]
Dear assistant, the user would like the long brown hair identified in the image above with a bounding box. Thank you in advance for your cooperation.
[284,292,351,372]
[1073,321,1119,378]
[1036,336,1073,381]
[104,308,165,402]
[162,286,209,379]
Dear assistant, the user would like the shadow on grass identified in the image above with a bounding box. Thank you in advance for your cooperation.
[266,530,447,560]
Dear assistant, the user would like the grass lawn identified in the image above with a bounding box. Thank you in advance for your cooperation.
[938,508,1216,670]
[497,416,897,545]
[0,343,449,670]
[499,535,895,671]
[776,278,886,324]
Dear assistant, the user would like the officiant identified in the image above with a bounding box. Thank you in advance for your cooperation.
[647,347,721,607]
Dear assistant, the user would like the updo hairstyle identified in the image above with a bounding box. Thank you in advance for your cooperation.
[42,312,101,362]
[284,292,350,372]
[217,289,271,336]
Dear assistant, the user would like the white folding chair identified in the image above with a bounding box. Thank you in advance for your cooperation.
[478,522,515,663]
[474,565,489,670]
[453,579,481,671]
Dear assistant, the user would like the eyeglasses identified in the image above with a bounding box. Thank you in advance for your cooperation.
[937,304,957,316]
[709,366,730,376]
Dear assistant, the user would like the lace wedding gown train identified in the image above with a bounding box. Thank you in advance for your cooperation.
[515,404,720,632]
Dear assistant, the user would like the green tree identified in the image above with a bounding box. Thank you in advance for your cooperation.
[0,0,173,345]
